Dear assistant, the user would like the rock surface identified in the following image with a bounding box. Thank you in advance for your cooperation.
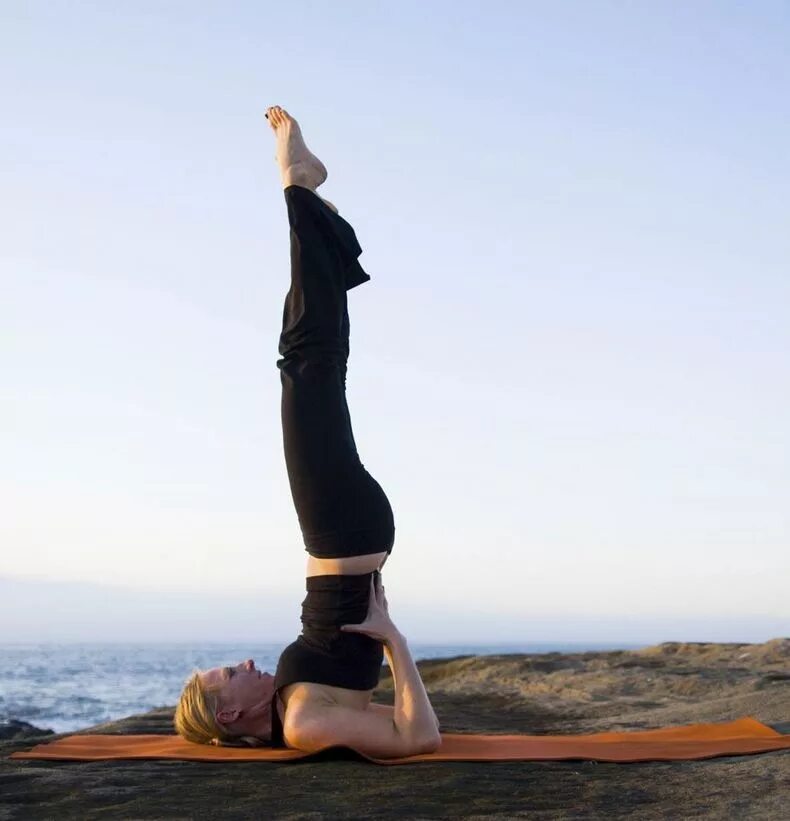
[0,720,54,742]
[1,638,788,819]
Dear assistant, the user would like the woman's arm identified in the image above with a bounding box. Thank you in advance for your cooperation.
[382,631,441,742]
[367,701,440,732]
[357,576,439,746]
[283,691,438,758]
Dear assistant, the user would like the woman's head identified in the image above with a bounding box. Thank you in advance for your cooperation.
[174,659,275,745]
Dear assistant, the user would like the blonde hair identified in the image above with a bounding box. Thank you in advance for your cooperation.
[174,671,269,747]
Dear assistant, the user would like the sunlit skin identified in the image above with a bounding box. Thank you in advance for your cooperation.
[266,102,339,211]
[198,659,276,740]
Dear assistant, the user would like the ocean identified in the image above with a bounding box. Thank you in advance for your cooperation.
[0,641,643,733]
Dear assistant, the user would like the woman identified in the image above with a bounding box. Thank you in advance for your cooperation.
[174,106,441,759]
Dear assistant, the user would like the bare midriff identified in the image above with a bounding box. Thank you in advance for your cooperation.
[306,550,389,577]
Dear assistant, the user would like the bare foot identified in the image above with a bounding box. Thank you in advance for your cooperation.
[265,105,328,192]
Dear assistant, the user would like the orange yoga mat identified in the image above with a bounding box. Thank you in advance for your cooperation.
[10,717,790,765]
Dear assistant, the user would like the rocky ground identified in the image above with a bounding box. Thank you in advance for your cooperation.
[1,638,788,820]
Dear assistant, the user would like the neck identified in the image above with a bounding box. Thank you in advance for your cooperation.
[228,697,273,740]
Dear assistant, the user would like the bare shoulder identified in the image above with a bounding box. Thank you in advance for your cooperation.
[283,698,439,759]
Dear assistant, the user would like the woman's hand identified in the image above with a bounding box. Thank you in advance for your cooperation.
[340,573,400,645]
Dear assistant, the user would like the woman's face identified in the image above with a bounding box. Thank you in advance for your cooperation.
[199,659,275,735]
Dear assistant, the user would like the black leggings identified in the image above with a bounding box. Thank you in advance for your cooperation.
[276,185,395,559]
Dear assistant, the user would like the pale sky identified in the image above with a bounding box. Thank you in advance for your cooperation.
[2,1,788,642]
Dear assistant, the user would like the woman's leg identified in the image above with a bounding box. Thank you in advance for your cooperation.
[276,186,394,557]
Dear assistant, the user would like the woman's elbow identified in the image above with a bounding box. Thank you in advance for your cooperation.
[414,729,442,755]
